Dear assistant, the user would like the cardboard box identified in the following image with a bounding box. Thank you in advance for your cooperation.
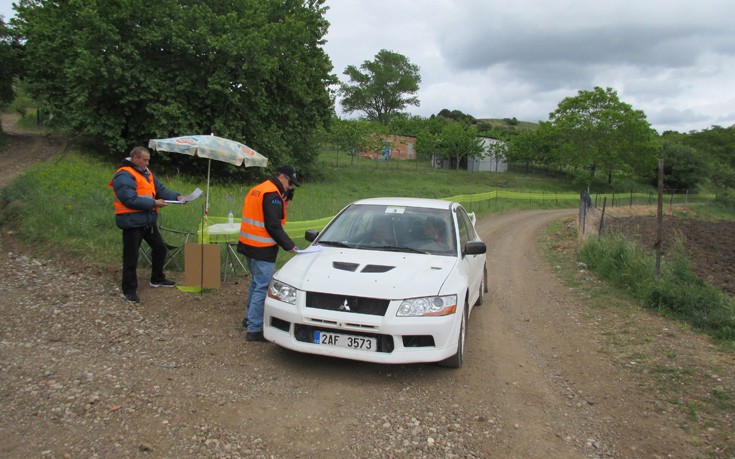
[184,243,221,288]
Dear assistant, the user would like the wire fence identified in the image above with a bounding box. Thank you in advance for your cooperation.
[283,188,716,238]
[577,190,716,238]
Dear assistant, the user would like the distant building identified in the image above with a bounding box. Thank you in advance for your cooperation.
[357,134,416,160]
[468,137,508,172]
[432,136,508,172]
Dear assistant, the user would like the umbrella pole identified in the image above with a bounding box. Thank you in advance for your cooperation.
[200,197,205,293]
[206,159,211,216]
[202,159,211,292]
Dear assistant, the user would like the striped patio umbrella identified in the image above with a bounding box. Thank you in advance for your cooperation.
[148,134,268,214]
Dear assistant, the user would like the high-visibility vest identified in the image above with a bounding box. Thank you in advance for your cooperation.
[110,166,156,214]
[239,180,286,247]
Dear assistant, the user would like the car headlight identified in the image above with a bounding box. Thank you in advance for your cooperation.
[396,295,457,317]
[267,280,297,305]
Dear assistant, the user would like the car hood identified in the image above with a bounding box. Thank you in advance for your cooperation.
[276,247,457,299]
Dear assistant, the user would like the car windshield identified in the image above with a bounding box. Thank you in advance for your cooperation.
[317,204,456,256]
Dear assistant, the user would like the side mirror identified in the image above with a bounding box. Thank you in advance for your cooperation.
[305,229,319,242]
[463,241,486,256]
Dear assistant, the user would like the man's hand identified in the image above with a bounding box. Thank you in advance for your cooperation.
[155,199,168,208]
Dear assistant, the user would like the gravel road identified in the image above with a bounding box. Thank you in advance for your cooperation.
[0,209,721,458]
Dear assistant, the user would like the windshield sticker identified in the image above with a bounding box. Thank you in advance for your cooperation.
[385,206,406,214]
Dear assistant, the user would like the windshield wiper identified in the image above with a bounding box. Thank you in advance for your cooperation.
[317,240,354,248]
[369,245,427,254]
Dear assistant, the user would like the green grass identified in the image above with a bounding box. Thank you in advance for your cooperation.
[578,234,735,342]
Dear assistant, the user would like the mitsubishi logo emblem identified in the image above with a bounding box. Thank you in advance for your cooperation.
[339,299,351,311]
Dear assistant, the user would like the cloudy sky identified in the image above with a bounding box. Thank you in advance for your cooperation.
[323,0,735,133]
[3,1,734,133]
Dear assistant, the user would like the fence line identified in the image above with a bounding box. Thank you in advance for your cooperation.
[285,189,715,238]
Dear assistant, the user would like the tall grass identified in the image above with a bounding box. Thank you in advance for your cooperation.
[579,234,735,342]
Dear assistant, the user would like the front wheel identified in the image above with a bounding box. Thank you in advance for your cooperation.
[439,303,467,368]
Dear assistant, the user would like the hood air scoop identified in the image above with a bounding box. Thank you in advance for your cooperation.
[361,264,395,273]
[332,261,395,273]
[332,261,359,272]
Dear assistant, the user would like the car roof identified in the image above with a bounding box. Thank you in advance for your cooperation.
[352,197,456,210]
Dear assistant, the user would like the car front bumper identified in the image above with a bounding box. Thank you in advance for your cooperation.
[263,297,461,365]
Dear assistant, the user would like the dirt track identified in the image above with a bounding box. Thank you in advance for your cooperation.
[1,114,733,457]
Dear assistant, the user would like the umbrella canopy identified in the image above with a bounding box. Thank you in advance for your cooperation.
[148,135,268,214]
[148,135,268,167]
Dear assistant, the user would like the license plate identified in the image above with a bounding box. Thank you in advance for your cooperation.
[313,331,377,351]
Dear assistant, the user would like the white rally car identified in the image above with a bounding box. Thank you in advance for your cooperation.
[263,197,487,368]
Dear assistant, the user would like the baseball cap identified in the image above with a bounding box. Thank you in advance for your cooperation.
[276,164,300,186]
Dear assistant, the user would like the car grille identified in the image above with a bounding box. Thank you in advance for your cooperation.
[306,292,390,316]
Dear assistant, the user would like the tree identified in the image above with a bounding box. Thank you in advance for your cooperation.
[543,87,660,184]
[339,49,421,124]
[436,120,483,170]
[436,108,476,125]
[680,125,735,189]
[13,0,335,174]
[0,16,23,116]
[507,124,558,173]
[326,118,387,164]
[654,138,707,190]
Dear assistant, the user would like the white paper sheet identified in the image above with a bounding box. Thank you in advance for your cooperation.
[295,245,324,254]
[164,187,203,204]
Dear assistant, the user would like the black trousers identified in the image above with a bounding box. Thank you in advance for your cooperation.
[121,225,168,295]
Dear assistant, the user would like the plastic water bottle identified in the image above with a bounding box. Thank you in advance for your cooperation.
[228,210,234,226]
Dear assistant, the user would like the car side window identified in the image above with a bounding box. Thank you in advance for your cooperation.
[455,207,476,250]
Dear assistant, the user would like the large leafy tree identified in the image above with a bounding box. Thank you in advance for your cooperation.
[0,16,23,116]
[339,49,421,124]
[14,0,335,174]
[543,87,660,184]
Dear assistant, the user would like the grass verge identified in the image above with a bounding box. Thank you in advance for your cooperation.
[542,217,735,456]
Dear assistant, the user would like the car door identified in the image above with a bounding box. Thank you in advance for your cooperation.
[455,206,484,305]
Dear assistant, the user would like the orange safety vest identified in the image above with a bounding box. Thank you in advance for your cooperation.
[110,166,156,214]
[239,180,287,247]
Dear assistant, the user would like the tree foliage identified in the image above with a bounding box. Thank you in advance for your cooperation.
[326,117,387,160]
[652,138,707,190]
[680,125,735,189]
[0,16,23,114]
[339,49,421,124]
[542,87,661,184]
[436,108,476,125]
[13,0,335,175]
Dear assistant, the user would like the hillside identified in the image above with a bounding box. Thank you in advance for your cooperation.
[476,117,539,137]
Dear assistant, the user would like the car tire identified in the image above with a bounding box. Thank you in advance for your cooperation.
[439,302,467,369]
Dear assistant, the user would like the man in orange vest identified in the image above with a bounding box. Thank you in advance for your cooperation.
[237,165,299,342]
[110,146,183,304]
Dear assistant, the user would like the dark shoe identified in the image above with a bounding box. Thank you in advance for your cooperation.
[241,317,248,329]
[246,332,266,342]
[150,279,176,288]
[124,293,140,303]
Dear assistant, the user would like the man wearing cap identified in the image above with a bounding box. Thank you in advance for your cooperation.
[237,165,300,342]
